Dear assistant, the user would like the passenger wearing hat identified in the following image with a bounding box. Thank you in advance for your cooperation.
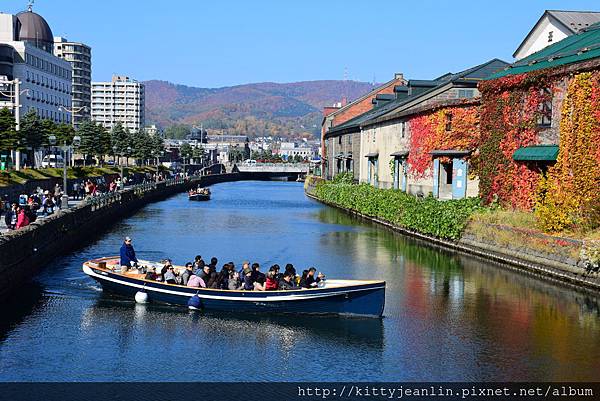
[242,266,254,291]
[119,236,138,272]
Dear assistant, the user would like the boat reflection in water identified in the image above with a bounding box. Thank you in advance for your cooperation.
[78,294,385,379]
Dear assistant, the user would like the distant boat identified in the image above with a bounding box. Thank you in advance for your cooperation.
[189,193,210,201]
[188,188,211,201]
[83,257,386,318]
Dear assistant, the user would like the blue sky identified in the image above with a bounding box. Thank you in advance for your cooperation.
[4,0,600,88]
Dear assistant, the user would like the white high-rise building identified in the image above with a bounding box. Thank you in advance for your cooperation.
[91,75,145,131]
[0,5,73,124]
[54,37,91,129]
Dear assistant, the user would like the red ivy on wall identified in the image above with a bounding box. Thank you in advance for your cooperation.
[476,73,552,209]
[407,105,479,178]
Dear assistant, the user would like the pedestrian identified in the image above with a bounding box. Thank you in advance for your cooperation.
[16,206,30,229]
[4,202,17,230]
[42,191,54,216]
[72,182,79,200]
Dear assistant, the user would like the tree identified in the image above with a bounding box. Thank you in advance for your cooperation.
[0,107,17,156]
[131,131,156,164]
[150,134,164,155]
[180,143,193,163]
[19,110,44,167]
[77,119,104,165]
[53,123,75,145]
[164,124,191,139]
[94,123,111,163]
[110,123,129,164]
[192,146,204,164]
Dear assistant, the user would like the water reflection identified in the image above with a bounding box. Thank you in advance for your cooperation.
[1,181,600,381]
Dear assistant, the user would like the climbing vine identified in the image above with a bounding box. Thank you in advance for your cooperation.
[407,104,479,178]
[535,71,600,231]
[476,73,552,209]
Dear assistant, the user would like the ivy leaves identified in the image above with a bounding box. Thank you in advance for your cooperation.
[314,181,482,240]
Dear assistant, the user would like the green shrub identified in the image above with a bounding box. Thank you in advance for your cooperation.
[314,181,482,240]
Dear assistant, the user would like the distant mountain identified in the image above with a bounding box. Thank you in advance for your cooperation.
[144,79,378,138]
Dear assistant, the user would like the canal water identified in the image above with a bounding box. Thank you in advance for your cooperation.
[1,181,600,381]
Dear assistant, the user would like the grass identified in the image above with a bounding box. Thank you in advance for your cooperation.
[0,166,165,187]
[469,208,599,241]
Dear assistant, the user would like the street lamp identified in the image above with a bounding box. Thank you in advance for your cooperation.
[49,134,80,209]
[151,150,165,183]
[126,146,132,167]
[58,105,88,129]
[0,78,31,171]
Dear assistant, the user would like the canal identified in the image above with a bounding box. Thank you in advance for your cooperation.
[1,181,600,381]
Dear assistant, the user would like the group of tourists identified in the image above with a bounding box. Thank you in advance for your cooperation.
[1,184,65,231]
[119,237,325,291]
[189,187,211,196]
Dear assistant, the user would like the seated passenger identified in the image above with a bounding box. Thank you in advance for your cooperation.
[228,270,242,290]
[193,255,204,272]
[250,263,266,291]
[144,267,157,281]
[285,263,297,284]
[270,264,281,281]
[242,267,255,291]
[284,263,296,277]
[180,262,194,286]
[164,265,178,284]
[265,266,279,291]
[211,266,229,289]
[208,257,219,274]
[160,259,173,281]
[187,274,206,288]
[250,263,266,285]
[278,272,298,290]
[239,261,250,277]
[198,264,211,284]
[300,267,325,288]
[206,271,219,288]
[299,269,309,288]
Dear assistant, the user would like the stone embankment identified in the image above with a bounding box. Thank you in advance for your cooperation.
[304,177,600,292]
[0,172,241,300]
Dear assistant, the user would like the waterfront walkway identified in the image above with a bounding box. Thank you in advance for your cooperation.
[0,198,84,234]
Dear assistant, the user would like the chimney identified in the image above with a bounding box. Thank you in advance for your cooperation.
[341,97,348,107]
[394,73,404,82]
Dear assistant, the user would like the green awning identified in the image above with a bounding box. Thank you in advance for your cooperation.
[513,145,559,161]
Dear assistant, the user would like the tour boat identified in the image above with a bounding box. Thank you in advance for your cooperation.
[82,257,386,318]
[188,192,210,201]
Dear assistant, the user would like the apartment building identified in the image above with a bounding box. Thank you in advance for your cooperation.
[54,37,91,129]
[91,75,145,131]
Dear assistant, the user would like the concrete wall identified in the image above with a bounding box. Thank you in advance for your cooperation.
[359,121,409,188]
[0,172,241,301]
[325,132,358,180]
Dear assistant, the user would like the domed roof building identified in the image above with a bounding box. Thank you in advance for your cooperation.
[15,7,54,53]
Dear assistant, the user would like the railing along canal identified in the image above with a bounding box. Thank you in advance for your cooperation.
[85,177,191,211]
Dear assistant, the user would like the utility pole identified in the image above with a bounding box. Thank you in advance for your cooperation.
[14,79,21,171]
